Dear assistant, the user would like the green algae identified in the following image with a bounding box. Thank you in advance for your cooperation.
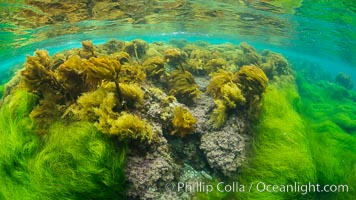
[229,83,317,200]
[0,89,39,199]
[0,84,4,98]
[196,75,356,199]
[31,122,127,199]
[193,82,317,200]
[0,89,127,199]
[297,76,356,200]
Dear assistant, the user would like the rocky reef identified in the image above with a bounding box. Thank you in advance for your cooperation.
[1,39,295,199]
[335,72,354,90]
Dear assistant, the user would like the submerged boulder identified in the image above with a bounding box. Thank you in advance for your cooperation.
[335,72,354,90]
[200,116,248,176]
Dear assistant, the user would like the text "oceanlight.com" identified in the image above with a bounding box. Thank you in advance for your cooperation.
[165,181,349,195]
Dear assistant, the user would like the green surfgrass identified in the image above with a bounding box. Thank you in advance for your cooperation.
[197,78,355,200]
[0,89,127,199]
[298,77,356,200]
[230,83,317,200]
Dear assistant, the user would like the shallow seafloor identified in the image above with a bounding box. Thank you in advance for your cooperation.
[0,38,355,200]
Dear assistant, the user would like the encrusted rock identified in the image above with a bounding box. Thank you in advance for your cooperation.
[200,116,248,176]
[125,133,178,200]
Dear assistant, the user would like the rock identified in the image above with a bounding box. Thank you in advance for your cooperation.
[335,72,354,90]
[125,133,178,199]
[200,116,248,176]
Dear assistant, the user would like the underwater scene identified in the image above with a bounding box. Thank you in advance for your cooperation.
[0,0,355,200]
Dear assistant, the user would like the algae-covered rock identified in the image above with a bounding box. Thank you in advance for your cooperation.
[261,50,294,80]
[335,72,354,90]
[125,130,177,199]
[123,39,148,59]
[200,116,247,176]
[21,50,64,97]
[143,56,166,81]
[164,48,185,68]
[4,39,299,199]
[84,56,121,81]
[119,62,146,83]
[207,71,246,108]
[55,55,88,99]
[79,40,96,59]
[100,112,155,143]
[205,58,227,73]
[98,39,125,55]
[171,106,197,137]
[235,65,268,107]
[209,100,228,129]
[168,70,201,104]
[235,42,262,66]
[110,51,131,64]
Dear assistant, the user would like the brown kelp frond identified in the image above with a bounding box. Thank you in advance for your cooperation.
[84,56,121,81]
[235,65,268,118]
[209,100,228,129]
[21,50,65,98]
[164,48,188,71]
[235,65,269,100]
[186,58,205,75]
[143,56,166,80]
[83,56,123,101]
[97,112,155,143]
[50,53,66,70]
[239,42,257,54]
[30,100,63,134]
[205,58,227,73]
[207,66,267,128]
[119,63,146,84]
[261,50,294,80]
[99,39,125,55]
[188,48,210,60]
[21,55,53,91]
[79,40,96,59]
[55,55,88,99]
[35,49,51,69]
[119,83,144,107]
[71,87,118,121]
[206,71,235,99]
[123,39,148,60]
[171,106,197,138]
[220,82,246,109]
[236,42,262,66]
[164,48,181,67]
[111,51,131,65]
[102,82,144,108]
[168,70,201,104]
[207,70,246,128]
